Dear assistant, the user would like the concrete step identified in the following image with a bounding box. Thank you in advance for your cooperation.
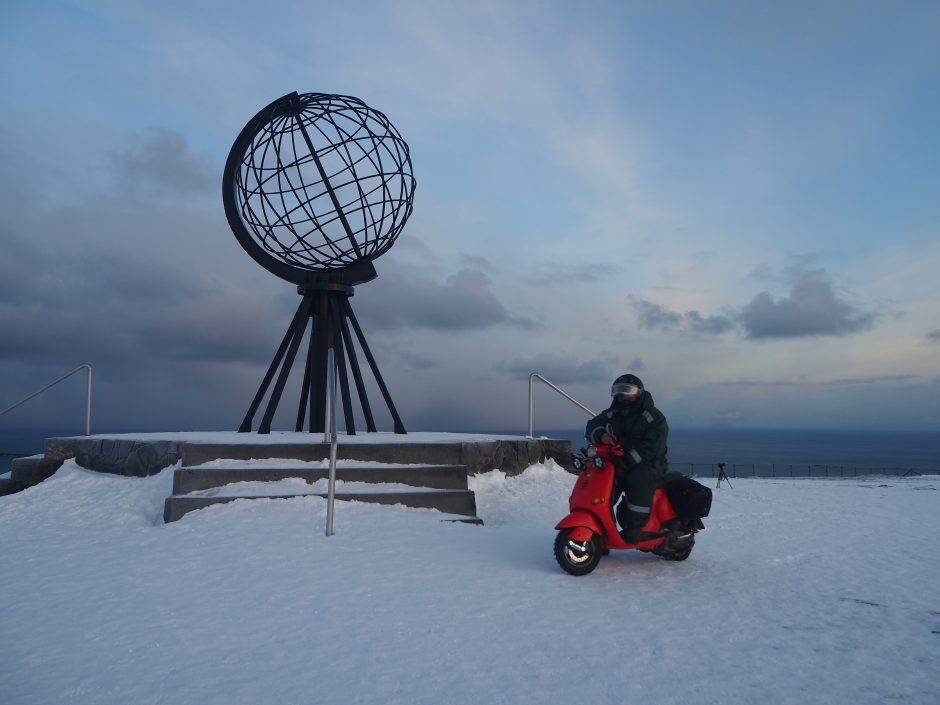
[163,488,480,523]
[180,442,466,467]
[10,455,63,488]
[172,464,469,494]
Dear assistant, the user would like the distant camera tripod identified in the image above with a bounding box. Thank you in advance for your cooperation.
[716,462,733,489]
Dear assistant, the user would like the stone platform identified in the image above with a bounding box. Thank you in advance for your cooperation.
[9,431,573,523]
[28,431,571,478]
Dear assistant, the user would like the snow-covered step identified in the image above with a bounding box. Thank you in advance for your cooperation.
[163,487,480,523]
[172,462,469,494]
[165,461,479,522]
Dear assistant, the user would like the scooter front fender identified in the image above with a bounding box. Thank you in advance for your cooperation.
[555,509,604,542]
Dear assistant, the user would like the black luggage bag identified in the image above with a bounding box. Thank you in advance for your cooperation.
[664,475,712,520]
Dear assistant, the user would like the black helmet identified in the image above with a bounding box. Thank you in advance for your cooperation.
[611,374,644,399]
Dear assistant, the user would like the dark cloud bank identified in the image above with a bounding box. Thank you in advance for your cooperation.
[355,266,536,332]
[0,128,543,429]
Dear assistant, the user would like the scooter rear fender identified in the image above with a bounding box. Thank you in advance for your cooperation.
[555,509,604,542]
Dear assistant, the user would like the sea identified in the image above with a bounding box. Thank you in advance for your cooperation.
[533,427,940,478]
[2,426,939,478]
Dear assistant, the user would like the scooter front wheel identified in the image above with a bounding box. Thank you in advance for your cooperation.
[554,528,601,576]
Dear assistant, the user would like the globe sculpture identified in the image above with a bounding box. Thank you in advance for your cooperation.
[223,92,415,434]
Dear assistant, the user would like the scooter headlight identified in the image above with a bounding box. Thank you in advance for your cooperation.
[593,456,606,469]
[585,445,597,459]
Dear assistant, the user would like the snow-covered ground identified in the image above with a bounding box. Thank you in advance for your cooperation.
[1,460,937,705]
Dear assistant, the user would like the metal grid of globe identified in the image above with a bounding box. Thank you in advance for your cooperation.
[222,92,415,434]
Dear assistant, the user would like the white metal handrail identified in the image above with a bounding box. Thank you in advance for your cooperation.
[0,364,93,436]
[527,372,594,438]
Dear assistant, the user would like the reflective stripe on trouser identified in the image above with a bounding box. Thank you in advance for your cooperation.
[621,461,664,528]
[622,508,650,529]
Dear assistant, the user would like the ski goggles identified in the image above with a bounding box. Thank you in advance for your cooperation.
[611,383,642,398]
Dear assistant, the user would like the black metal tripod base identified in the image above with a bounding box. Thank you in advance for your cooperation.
[239,286,405,435]
[716,463,733,489]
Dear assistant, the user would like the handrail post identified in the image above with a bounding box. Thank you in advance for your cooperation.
[528,374,535,437]
[84,364,93,436]
[526,372,595,438]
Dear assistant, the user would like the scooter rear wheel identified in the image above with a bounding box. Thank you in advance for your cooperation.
[554,528,601,576]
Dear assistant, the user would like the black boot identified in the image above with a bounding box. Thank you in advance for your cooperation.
[621,526,661,544]
[618,507,657,544]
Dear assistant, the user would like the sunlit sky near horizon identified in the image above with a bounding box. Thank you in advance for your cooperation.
[1,0,939,434]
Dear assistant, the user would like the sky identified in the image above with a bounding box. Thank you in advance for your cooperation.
[1,0,939,434]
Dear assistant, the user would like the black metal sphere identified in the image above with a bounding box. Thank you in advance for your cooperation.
[223,92,415,284]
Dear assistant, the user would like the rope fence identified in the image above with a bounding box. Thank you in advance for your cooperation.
[671,462,938,478]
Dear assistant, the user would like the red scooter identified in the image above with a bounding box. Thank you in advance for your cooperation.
[554,442,706,575]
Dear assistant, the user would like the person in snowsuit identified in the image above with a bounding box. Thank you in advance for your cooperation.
[585,374,669,543]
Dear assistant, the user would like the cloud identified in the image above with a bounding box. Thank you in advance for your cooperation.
[631,267,873,340]
[717,374,919,389]
[0,226,282,369]
[927,329,940,343]
[398,351,440,370]
[630,296,735,336]
[631,297,683,330]
[741,268,874,339]
[108,128,216,199]
[825,374,918,386]
[626,357,645,373]
[521,260,626,285]
[682,310,737,335]
[500,353,615,385]
[0,140,286,374]
[0,227,41,306]
[355,267,536,332]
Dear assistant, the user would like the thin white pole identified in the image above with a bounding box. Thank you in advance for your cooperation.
[325,348,339,537]
[85,365,93,436]
[323,356,331,444]
[0,364,93,436]
[526,372,595,438]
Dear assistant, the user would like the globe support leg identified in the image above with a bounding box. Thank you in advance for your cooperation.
[258,297,315,434]
[328,296,356,435]
[344,299,406,434]
[239,296,312,433]
[239,289,405,435]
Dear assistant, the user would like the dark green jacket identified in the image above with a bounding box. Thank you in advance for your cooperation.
[584,391,669,471]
